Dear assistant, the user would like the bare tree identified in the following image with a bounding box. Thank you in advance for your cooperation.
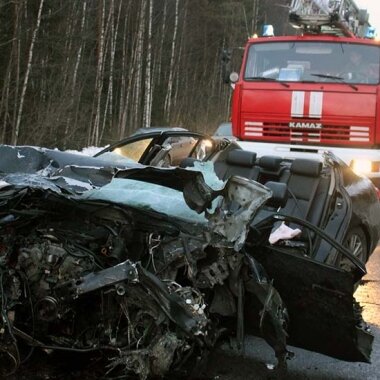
[100,0,123,142]
[64,0,88,148]
[0,0,23,143]
[164,0,179,122]
[143,0,153,129]
[156,0,167,85]
[12,0,45,145]
[89,0,106,146]
[132,0,147,129]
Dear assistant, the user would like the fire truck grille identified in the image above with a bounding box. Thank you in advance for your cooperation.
[243,122,371,145]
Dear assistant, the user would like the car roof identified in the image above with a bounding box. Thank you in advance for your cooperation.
[130,127,187,136]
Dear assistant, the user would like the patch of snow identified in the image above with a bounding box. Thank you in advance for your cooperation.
[65,146,106,156]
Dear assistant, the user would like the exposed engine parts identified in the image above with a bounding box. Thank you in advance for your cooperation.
[0,208,266,379]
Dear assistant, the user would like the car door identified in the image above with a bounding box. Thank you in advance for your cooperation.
[250,246,372,363]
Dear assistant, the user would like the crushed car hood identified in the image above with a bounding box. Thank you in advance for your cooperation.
[0,145,271,248]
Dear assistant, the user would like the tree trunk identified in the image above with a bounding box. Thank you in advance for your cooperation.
[118,7,130,139]
[132,0,147,129]
[64,0,87,148]
[12,0,44,145]
[89,0,106,146]
[100,0,122,142]
[164,0,179,122]
[156,0,167,84]
[143,0,153,129]
[0,0,23,144]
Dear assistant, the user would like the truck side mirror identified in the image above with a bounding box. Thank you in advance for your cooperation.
[229,72,239,83]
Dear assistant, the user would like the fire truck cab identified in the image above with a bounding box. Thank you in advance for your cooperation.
[230,0,380,186]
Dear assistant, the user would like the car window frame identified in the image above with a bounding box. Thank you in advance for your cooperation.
[94,131,214,165]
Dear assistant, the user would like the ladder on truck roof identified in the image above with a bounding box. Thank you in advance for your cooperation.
[289,0,369,37]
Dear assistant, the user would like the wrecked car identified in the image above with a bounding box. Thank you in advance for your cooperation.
[0,142,379,379]
[96,129,380,266]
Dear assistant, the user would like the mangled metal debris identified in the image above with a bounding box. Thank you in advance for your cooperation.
[0,145,376,379]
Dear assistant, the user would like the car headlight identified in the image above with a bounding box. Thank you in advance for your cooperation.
[351,159,372,175]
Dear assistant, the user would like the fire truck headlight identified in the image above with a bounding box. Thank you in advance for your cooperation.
[351,159,372,175]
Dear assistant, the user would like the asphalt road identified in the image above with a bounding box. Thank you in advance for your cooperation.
[205,246,380,380]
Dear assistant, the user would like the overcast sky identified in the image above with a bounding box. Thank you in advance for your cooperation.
[355,0,380,31]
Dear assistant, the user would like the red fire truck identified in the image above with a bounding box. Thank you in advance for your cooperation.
[230,0,380,186]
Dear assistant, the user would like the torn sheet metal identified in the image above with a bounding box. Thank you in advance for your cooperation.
[207,177,271,250]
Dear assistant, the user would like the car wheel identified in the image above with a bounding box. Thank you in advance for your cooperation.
[340,226,368,271]
[344,227,368,263]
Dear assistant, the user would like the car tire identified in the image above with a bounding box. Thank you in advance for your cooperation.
[344,226,368,263]
[339,226,368,272]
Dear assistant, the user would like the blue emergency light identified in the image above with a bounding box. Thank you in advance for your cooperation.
[262,25,274,37]
[365,26,377,39]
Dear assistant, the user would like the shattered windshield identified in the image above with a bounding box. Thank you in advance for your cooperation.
[244,42,380,85]
[110,137,153,162]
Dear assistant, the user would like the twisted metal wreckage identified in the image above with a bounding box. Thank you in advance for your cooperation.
[0,145,374,379]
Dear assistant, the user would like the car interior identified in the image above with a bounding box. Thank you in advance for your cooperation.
[180,148,335,259]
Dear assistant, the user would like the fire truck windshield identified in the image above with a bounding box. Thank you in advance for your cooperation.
[244,42,380,85]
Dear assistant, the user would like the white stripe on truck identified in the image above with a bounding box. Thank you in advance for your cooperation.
[309,92,323,118]
[291,91,305,117]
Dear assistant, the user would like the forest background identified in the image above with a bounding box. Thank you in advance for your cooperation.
[0,0,290,149]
